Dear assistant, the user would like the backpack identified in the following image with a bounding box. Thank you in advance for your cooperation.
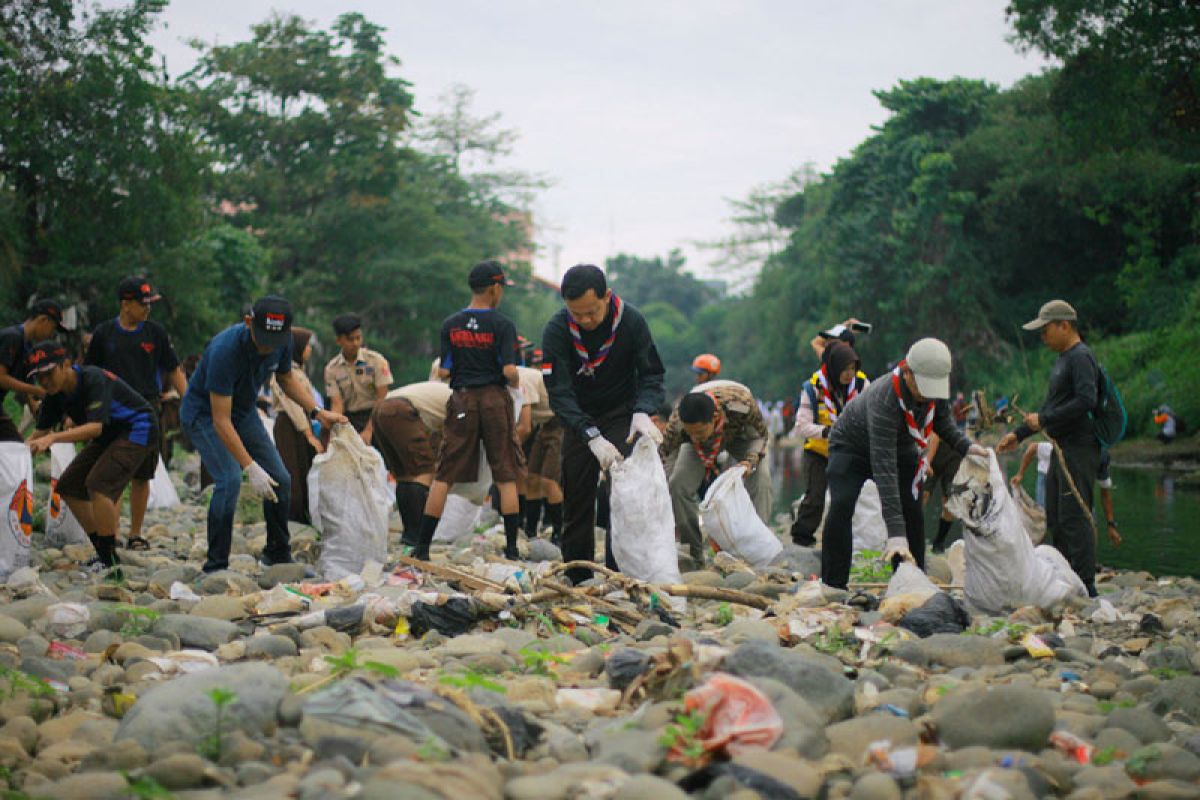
[1090,360,1127,447]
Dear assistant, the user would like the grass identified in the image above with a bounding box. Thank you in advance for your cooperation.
[659,709,708,763]
[115,605,160,637]
[713,603,734,627]
[963,619,1030,642]
[519,647,567,678]
[438,669,507,694]
[0,666,56,700]
[197,687,237,762]
[849,550,892,583]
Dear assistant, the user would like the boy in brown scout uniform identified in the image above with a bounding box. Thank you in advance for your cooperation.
[323,313,392,444]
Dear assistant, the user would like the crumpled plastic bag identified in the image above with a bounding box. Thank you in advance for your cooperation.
[880,562,941,623]
[303,677,448,745]
[309,424,391,580]
[144,649,219,677]
[681,672,783,758]
[146,456,180,509]
[409,597,476,637]
[699,466,782,568]
[897,592,971,637]
[43,603,89,638]
[609,437,683,589]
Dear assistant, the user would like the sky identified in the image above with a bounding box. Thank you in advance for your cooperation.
[144,1,1051,282]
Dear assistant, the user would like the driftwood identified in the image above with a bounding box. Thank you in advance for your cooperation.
[551,560,773,610]
[394,555,505,593]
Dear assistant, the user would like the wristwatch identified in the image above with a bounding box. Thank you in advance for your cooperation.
[585,426,602,441]
[308,407,320,421]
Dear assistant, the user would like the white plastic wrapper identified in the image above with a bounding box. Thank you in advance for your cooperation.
[146,456,180,509]
[609,437,683,591]
[309,425,391,581]
[0,442,34,578]
[699,465,782,568]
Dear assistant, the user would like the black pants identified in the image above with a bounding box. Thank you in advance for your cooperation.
[561,408,632,585]
[1045,438,1100,592]
[823,446,925,589]
[790,450,827,546]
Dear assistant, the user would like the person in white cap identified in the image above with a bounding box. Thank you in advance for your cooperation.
[820,338,985,589]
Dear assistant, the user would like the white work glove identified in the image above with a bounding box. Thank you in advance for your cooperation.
[626,412,662,445]
[244,462,279,503]
[588,436,623,470]
[968,443,988,458]
[882,537,913,566]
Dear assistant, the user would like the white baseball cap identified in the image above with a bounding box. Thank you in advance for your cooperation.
[905,338,952,400]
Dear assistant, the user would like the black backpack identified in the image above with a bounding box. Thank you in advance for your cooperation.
[1090,359,1127,447]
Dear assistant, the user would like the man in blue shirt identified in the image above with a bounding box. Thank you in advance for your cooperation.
[181,296,345,573]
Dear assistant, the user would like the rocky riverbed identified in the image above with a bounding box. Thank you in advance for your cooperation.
[3,460,1199,799]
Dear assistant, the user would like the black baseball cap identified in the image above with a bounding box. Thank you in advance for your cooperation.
[29,299,68,332]
[118,277,162,304]
[468,260,514,289]
[250,295,293,349]
[26,340,69,375]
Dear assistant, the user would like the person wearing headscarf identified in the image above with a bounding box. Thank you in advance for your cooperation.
[270,327,323,524]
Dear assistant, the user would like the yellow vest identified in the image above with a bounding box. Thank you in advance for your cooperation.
[803,369,868,458]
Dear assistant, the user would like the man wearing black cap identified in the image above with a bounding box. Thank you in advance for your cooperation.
[0,300,69,441]
[412,260,525,562]
[25,341,158,571]
[181,296,346,573]
[85,277,187,550]
[541,264,666,585]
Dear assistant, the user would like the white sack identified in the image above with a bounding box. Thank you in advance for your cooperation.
[1012,484,1046,544]
[309,424,391,580]
[609,437,682,588]
[699,465,782,568]
[945,451,1086,614]
[146,456,180,509]
[813,479,889,553]
[434,494,482,543]
[450,443,492,506]
[0,442,34,579]
[46,443,88,548]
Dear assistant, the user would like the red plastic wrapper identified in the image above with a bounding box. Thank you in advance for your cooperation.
[1049,730,1094,764]
[47,641,86,661]
[682,672,783,757]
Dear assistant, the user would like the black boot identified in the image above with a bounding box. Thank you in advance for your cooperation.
[544,502,563,546]
[413,514,440,562]
[503,513,521,560]
[932,517,952,554]
[396,482,430,548]
[524,498,544,538]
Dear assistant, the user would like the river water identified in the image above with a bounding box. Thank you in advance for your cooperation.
[771,448,1200,579]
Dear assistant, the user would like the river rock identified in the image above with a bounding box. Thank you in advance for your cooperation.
[932,685,1055,751]
[505,762,629,800]
[744,676,828,758]
[1104,705,1173,744]
[1145,676,1200,721]
[0,614,28,644]
[142,752,210,790]
[244,635,299,660]
[612,774,689,800]
[525,539,562,562]
[258,562,309,588]
[36,772,129,800]
[722,640,854,722]
[826,714,918,761]
[115,662,288,754]
[190,594,247,621]
[151,614,238,650]
[590,728,666,773]
[894,633,1006,668]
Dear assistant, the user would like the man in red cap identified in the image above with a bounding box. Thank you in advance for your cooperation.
[85,277,188,550]
[0,300,69,441]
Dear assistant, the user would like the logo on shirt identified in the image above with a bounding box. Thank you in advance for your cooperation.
[466,317,480,331]
[449,328,496,349]
[6,479,32,548]
[140,342,155,354]
[541,361,553,376]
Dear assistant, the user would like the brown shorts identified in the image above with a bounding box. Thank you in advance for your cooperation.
[436,385,524,483]
[527,417,563,482]
[57,438,158,502]
[372,397,439,479]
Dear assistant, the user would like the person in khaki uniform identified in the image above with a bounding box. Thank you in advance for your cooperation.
[660,380,773,564]
[323,314,392,444]
[516,361,564,542]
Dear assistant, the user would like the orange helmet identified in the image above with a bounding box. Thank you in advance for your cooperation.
[691,353,721,376]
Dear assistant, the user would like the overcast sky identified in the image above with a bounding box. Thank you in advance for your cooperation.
[145,1,1050,282]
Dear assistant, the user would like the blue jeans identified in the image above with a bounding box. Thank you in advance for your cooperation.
[182,408,292,571]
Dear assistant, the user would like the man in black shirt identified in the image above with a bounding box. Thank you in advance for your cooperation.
[86,277,187,549]
[0,300,69,441]
[541,264,666,584]
[26,341,158,571]
[413,260,524,561]
[999,299,1101,596]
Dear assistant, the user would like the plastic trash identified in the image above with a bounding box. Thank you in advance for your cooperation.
[678,762,803,799]
[0,441,34,579]
[897,592,971,637]
[146,456,180,509]
[880,563,941,623]
[944,451,1087,614]
[1049,730,1094,764]
[43,603,89,638]
[409,597,475,637]
[324,604,366,633]
[434,494,483,543]
[865,740,940,776]
[608,437,683,589]
[308,424,391,580]
[681,672,783,757]
[144,650,219,676]
[46,443,88,547]
[1021,632,1055,658]
[254,584,307,615]
[47,641,86,660]
[169,581,202,602]
[605,648,652,691]
[556,687,622,714]
[699,466,783,568]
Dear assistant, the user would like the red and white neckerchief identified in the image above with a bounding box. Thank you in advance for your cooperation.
[568,294,624,376]
[816,365,859,420]
[694,392,726,477]
[892,361,935,500]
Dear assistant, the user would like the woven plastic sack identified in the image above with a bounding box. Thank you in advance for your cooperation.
[609,436,682,587]
[146,456,180,509]
[0,442,34,579]
[699,465,782,568]
[46,443,87,548]
[945,451,1086,614]
[309,424,390,580]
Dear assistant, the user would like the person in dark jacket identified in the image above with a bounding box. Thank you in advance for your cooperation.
[998,299,1101,596]
[822,338,984,589]
[541,264,666,584]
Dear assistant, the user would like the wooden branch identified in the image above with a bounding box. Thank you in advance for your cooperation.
[395,555,505,593]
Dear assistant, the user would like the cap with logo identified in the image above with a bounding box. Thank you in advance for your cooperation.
[118,277,162,304]
[1022,299,1078,331]
[30,299,68,333]
[250,295,293,349]
[905,338,953,400]
[26,340,69,375]
[468,260,514,289]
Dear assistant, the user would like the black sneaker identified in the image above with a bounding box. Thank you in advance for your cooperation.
[258,553,295,568]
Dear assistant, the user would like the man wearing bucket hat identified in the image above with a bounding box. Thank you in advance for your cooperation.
[821,338,985,589]
[998,299,1101,596]
[181,296,346,573]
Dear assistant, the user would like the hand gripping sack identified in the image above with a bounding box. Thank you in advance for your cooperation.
[46,443,88,548]
[146,456,180,509]
[0,442,34,579]
[944,451,1086,614]
[609,436,682,587]
[308,425,391,580]
[699,465,782,568]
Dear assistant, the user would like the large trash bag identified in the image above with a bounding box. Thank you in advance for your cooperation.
[813,479,888,553]
[0,442,34,579]
[449,443,492,506]
[699,466,782,568]
[880,562,942,623]
[146,456,180,509]
[434,494,482,543]
[409,597,476,637]
[944,451,1086,614]
[308,424,390,580]
[1012,484,1046,544]
[682,672,783,757]
[898,592,971,637]
[609,437,682,588]
[46,443,88,548]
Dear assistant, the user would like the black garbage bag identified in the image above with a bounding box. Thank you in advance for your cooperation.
[604,648,652,691]
[489,705,543,757]
[898,592,971,637]
[677,762,801,800]
[409,597,476,637]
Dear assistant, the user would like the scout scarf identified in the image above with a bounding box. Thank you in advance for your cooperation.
[694,392,726,477]
[816,364,859,419]
[891,361,935,500]
[569,294,624,376]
